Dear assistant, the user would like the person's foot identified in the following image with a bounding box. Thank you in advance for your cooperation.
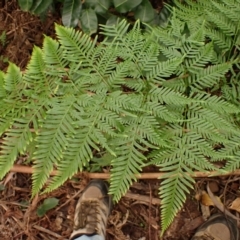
[191,213,239,240]
[70,180,112,240]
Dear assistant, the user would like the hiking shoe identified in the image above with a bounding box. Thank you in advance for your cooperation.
[70,180,112,240]
[191,213,239,240]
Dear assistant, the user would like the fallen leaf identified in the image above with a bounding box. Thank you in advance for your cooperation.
[229,198,240,213]
[200,191,214,206]
[198,190,222,207]
[37,197,59,217]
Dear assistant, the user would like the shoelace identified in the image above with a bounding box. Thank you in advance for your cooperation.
[74,199,108,236]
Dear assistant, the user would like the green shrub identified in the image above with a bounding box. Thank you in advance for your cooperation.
[1,0,240,235]
[17,0,156,34]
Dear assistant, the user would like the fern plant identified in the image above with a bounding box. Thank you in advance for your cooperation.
[0,0,240,235]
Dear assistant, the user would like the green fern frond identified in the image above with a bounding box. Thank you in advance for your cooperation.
[109,124,147,201]
[43,36,69,79]
[0,71,5,98]
[0,64,24,135]
[55,24,97,62]
[148,86,190,106]
[0,98,48,180]
[147,58,183,82]
[188,62,232,89]
[100,19,130,38]
[186,43,215,72]
[0,5,239,236]
[32,96,77,195]
[210,1,240,24]
[160,173,194,233]
[205,11,236,36]
[193,93,239,114]
[4,63,22,92]
[206,29,232,51]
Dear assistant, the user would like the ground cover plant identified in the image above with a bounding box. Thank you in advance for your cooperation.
[17,0,156,34]
[0,0,240,236]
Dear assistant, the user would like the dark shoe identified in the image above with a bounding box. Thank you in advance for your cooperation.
[191,213,239,240]
[70,180,112,240]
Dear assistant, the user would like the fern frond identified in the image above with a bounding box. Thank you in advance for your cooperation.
[32,96,77,195]
[211,1,240,24]
[186,43,215,73]
[160,173,194,233]
[149,86,190,105]
[205,10,236,37]
[154,132,216,232]
[147,58,183,82]
[0,64,24,135]
[188,62,232,89]
[221,135,240,171]
[100,19,130,38]
[0,98,49,180]
[4,63,23,92]
[0,9,239,236]
[109,124,147,201]
[55,24,97,63]
[0,71,5,98]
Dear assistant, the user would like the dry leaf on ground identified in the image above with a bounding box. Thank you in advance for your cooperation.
[229,198,240,213]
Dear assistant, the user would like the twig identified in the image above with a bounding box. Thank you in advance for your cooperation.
[55,188,84,212]
[10,164,240,179]
[125,192,161,205]
[206,184,240,221]
[33,225,67,239]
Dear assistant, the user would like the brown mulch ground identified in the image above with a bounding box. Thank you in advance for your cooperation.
[1,1,240,240]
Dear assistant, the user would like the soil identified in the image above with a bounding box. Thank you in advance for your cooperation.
[0,1,240,240]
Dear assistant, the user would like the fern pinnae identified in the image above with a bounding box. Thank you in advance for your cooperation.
[148,58,183,82]
[222,135,240,171]
[211,1,239,24]
[32,96,77,195]
[0,98,49,181]
[0,64,24,134]
[109,133,146,201]
[4,63,23,93]
[55,24,97,62]
[0,5,239,234]
[160,172,194,233]
[188,62,232,89]
[187,43,215,73]
[99,19,129,39]
[0,71,5,98]
[205,11,236,37]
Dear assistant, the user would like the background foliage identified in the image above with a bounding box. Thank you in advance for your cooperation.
[1,0,240,235]
[17,0,157,34]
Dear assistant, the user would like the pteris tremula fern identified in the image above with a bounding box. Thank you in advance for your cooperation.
[0,1,239,236]
[148,0,240,232]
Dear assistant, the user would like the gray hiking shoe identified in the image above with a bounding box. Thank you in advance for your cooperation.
[191,213,239,240]
[70,180,112,240]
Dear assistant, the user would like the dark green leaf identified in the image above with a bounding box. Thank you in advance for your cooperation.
[30,0,53,15]
[113,0,142,13]
[85,0,111,15]
[80,9,98,34]
[19,200,29,208]
[106,15,122,26]
[18,0,33,11]
[62,0,82,27]
[37,198,59,217]
[134,0,155,23]
[158,6,171,27]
